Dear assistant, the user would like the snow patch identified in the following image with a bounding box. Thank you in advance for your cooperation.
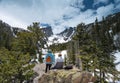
[114,51,120,71]
[47,34,69,46]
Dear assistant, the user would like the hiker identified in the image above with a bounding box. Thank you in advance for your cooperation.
[44,50,55,73]
[52,53,64,69]
[56,53,64,63]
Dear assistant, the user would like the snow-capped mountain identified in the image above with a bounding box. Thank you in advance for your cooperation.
[0,12,120,46]
[47,27,75,45]
[58,27,75,39]
[40,23,53,37]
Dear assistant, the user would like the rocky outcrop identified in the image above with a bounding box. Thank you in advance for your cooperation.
[33,63,46,83]
[58,27,74,38]
[42,26,53,37]
[38,70,96,83]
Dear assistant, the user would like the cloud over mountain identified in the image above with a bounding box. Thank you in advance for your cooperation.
[0,0,120,34]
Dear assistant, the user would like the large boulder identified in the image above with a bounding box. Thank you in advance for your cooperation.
[38,70,96,83]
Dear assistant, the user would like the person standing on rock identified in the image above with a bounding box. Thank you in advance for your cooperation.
[44,50,55,73]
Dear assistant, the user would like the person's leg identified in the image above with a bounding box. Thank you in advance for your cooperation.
[45,64,48,73]
[48,64,52,70]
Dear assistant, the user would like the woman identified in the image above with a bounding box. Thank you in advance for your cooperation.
[44,50,55,73]
[52,53,64,69]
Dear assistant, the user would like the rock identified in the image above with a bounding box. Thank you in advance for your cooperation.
[38,70,96,83]
[33,63,46,83]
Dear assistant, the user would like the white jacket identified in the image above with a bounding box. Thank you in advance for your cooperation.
[56,56,64,62]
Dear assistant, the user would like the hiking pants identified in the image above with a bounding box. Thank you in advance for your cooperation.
[45,64,52,73]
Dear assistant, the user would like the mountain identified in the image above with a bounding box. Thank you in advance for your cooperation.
[0,22,53,37]
[12,27,27,35]
[0,20,13,37]
[40,23,53,37]
[0,12,120,47]
[58,27,75,39]
[0,20,14,49]
[47,27,75,45]
[12,23,53,37]
[48,12,120,45]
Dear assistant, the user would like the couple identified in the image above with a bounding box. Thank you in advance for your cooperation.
[44,50,64,73]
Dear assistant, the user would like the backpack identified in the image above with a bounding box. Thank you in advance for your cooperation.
[46,56,52,63]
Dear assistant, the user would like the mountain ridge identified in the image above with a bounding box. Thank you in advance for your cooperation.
[0,12,120,46]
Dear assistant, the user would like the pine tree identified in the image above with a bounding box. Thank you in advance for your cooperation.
[72,23,95,70]
[0,48,34,83]
[91,17,118,82]
[12,31,36,55]
[67,41,76,64]
[72,19,119,82]
[27,22,47,62]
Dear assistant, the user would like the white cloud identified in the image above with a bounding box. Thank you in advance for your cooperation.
[115,1,120,10]
[0,0,119,34]
[116,4,120,10]
[0,0,85,33]
[96,4,114,19]
[70,0,85,9]
[1,0,70,28]
[52,9,96,34]
[114,0,120,3]
[61,9,95,26]
[52,3,116,34]
[0,11,28,29]
[93,0,109,6]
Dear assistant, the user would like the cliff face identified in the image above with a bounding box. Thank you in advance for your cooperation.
[38,70,96,83]
[0,20,13,49]
[42,26,53,37]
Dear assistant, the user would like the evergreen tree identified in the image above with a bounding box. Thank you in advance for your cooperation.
[0,48,34,83]
[12,31,36,56]
[91,17,118,82]
[27,22,47,62]
[72,19,119,82]
[67,41,76,64]
[49,43,67,53]
[72,23,95,70]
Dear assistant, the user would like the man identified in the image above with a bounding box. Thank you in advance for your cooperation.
[44,50,55,73]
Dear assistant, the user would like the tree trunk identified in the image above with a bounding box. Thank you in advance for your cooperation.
[100,68,102,83]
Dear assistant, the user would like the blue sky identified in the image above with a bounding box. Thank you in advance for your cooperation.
[0,0,120,34]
